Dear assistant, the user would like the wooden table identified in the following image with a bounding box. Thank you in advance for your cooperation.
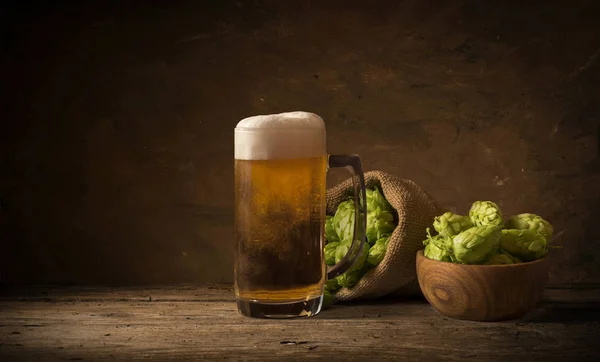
[1,284,599,361]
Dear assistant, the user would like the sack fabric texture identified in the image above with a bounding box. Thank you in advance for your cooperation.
[326,170,444,302]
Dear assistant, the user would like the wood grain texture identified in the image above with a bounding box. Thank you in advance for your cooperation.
[1,0,599,285]
[416,251,550,321]
[0,285,599,361]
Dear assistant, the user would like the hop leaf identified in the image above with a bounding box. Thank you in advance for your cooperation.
[504,213,553,239]
[433,212,474,237]
[469,201,503,227]
[452,225,501,264]
[500,229,548,262]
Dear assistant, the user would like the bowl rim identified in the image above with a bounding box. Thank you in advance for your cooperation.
[416,249,548,268]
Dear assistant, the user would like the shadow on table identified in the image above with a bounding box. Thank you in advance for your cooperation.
[520,303,600,324]
[316,295,433,320]
[317,294,600,323]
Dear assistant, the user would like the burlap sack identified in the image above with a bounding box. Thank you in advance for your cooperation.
[327,170,444,302]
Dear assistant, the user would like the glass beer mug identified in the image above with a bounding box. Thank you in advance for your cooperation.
[234,111,367,318]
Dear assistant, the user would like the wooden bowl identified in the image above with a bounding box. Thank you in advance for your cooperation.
[416,250,550,321]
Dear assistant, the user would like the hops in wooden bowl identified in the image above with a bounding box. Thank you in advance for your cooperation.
[416,201,556,322]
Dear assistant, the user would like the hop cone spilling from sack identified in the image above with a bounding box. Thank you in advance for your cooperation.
[323,171,441,305]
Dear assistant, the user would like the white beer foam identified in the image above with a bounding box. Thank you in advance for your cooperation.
[236,111,325,130]
[235,111,326,160]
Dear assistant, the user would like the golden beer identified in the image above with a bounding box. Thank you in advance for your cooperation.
[234,111,367,318]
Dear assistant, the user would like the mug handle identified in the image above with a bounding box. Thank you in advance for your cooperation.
[326,154,367,279]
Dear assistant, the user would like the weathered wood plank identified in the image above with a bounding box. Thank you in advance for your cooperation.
[2,300,599,361]
[1,283,599,303]
[0,283,235,303]
[1,285,599,361]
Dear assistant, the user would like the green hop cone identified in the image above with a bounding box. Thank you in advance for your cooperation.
[424,241,453,262]
[365,209,396,245]
[452,225,501,264]
[322,289,334,308]
[324,241,340,266]
[325,278,341,293]
[349,241,370,272]
[334,243,350,264]
[504,213,554,239]
[334,240,370,273]
[423,228,454,262]
[484,251,522,265]
[366,186,394,213]
[332,200,355,243]
[469,201,503,227]
[336,268,365,289]
[423,227,453,249]
[432,234,453,250]
[500,229,548,262]
[433,212,474,237]
[325,215,340,243]
[367,236,390,266]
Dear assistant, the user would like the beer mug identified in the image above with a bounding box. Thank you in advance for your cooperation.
[234,111,367,318]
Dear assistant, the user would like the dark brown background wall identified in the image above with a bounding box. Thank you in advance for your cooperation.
[2,0,599,285]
